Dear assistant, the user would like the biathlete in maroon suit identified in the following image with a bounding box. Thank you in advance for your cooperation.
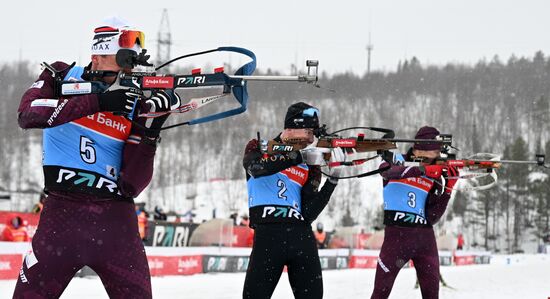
[13,17,179,299]
[370,126,458,299]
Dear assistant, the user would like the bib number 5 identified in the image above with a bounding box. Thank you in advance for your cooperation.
[80,136,96,164]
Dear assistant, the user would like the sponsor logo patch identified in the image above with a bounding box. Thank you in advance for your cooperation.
[61,82,92,95]
[332,138,356,147]
[47,99,68,126]
[56,168,118,193]
[24,248,38,269]
[281,166,308,186]
[261,206,304,220]
[19,268,28,283]
[176,76,205,85]
[31,99,58,108]
[30,80,44,89]
[142,77,174,88]
[393,211,427,224]
[272,145,294,152]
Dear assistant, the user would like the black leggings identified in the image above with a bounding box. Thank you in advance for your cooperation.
[243,223,323,299]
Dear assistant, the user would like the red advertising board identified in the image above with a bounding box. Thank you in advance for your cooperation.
[454,254,475,266]
[147,255,203,276]
[355,233,372,249]
[0,212,40,240]
[0,254,22,280]
[231,227,254,247]
[349,255,378,269]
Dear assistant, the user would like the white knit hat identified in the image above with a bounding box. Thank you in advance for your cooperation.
[91,16,142,55]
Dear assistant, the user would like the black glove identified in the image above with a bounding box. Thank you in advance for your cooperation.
[98,88,143,114]
[144,90,180,138]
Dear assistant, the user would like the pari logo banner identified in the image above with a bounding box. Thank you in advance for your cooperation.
[146,222,198,247]
[202,256,250,273]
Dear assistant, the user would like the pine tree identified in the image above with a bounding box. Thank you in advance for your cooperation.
[500,145,514,252]
[341,205,355,227]
[508,137,530,252]
[532,141,550,249]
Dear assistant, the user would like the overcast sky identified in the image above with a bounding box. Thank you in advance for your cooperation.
[2,0,549,75]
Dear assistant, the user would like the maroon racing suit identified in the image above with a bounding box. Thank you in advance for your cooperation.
[13,62,156,299]
[371,155,452,299]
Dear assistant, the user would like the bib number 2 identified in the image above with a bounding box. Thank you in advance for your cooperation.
[277,179,287,200]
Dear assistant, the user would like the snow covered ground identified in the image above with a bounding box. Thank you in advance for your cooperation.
[0,254,548,298]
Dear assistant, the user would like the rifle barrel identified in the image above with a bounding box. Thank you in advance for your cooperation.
[229,75,317,83]
[496,160,541,165]
[379,138,450,144]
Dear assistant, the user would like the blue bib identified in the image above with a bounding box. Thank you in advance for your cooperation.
[42,67,133,197]
[382,153,434,217]
[383,178,433,217]
[247,164,309,212]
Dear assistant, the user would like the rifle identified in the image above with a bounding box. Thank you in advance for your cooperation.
[264,126,453,154]
[438,154,546,169]
[259,126,454,179]
[41,47,320,130]
[402,153,548,191]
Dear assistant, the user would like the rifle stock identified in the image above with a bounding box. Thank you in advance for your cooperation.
[266,137,397,155]
[436,159,502,170]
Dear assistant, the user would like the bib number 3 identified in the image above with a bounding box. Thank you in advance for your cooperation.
[407,192,416,208]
